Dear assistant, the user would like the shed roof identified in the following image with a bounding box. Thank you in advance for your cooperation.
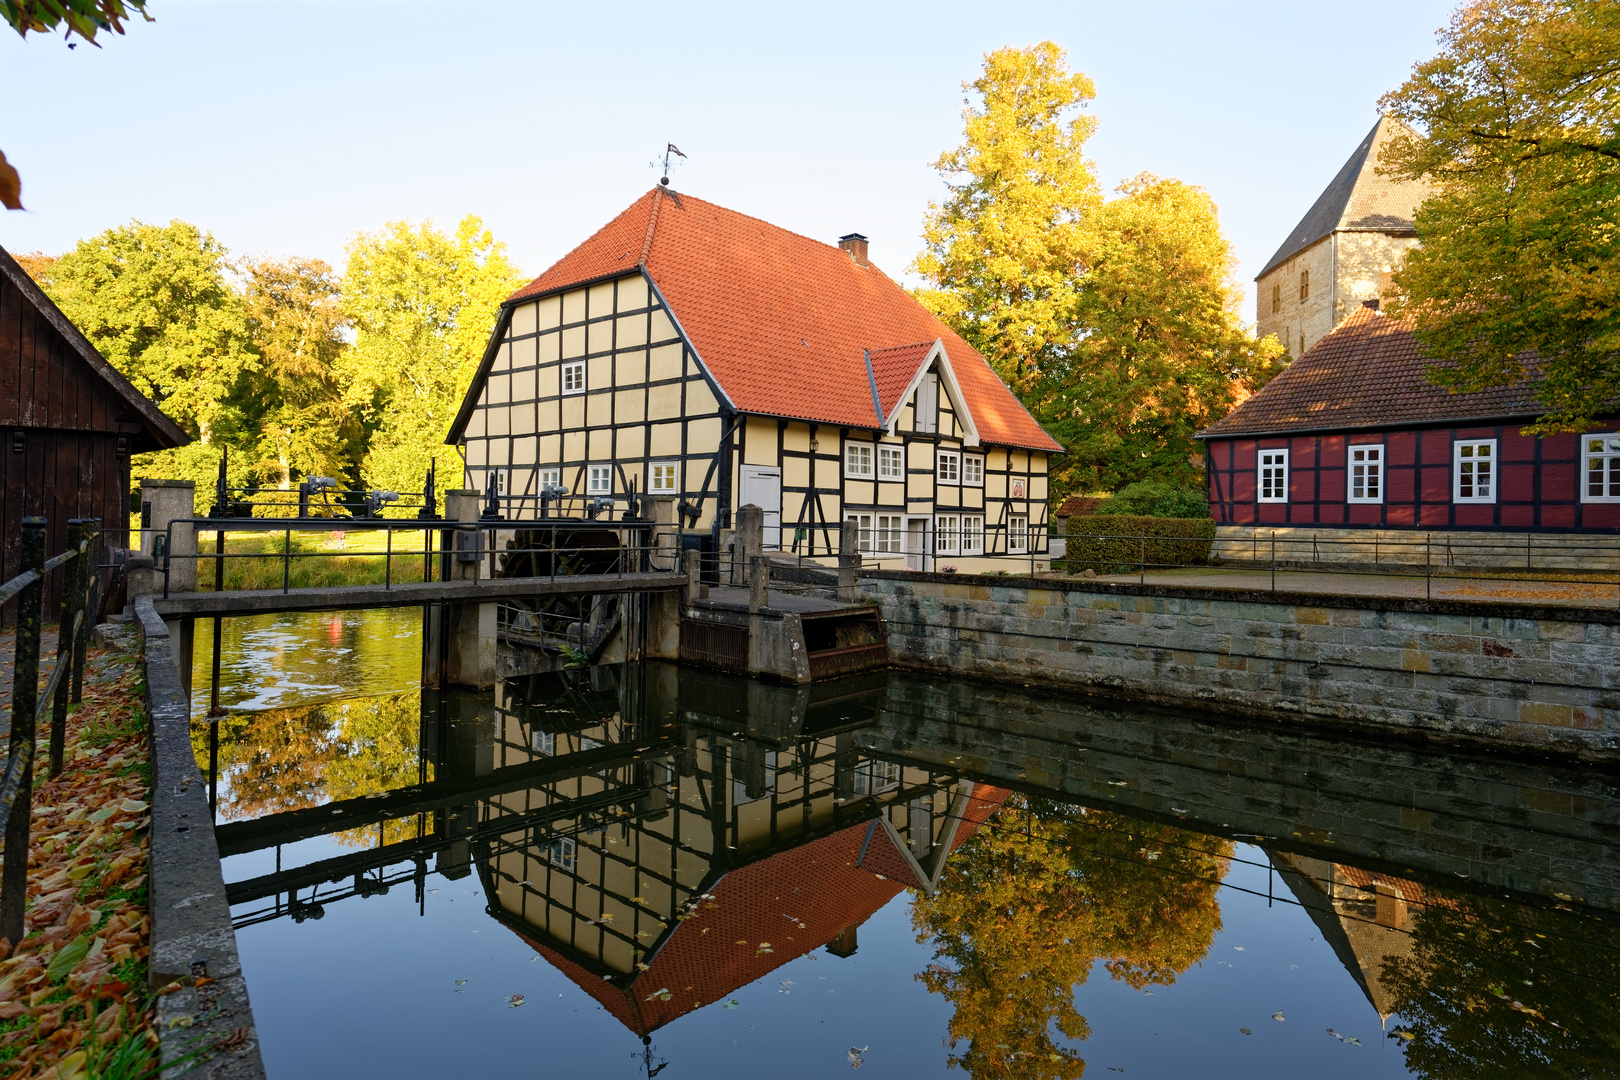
[485,188,1061,453]
[1256,116,1431,281]
[1198,305,1543,439]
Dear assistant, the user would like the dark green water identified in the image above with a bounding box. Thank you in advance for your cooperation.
[193,610,1620,1079]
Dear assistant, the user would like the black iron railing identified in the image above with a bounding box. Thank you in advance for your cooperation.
[0,517,103,944]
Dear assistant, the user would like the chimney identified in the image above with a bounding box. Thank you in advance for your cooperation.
[838,233,869,268]
[1362,298,1380,311]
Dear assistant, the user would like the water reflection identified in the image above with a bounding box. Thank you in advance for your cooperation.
[207,655,1620,1078]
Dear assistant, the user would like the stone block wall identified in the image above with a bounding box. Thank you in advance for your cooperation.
[861,570,1620,759]
[1211,525,1620,571]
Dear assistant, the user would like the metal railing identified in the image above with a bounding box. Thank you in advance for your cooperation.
[1,517,102,945]
[1060,528,1620,605]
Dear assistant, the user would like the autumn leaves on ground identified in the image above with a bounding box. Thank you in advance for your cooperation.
[0,634,158,1079]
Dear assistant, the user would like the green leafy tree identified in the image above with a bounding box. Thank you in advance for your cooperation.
[239,255,359,490]
[1380,0,1620,433]
[913,796,1230,1078]
[339,216,523,502]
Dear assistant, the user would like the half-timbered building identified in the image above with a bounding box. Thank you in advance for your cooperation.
[447,188,1062,573]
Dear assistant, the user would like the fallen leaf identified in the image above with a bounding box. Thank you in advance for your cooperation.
[508,994,525,1007]
[118,799,149,814]
[1272,1011,1285,1022]
[722,999,740,1009]
[1240,1027,1252,1035]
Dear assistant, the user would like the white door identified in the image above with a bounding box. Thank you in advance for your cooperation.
[739,467,782,550]
[905,517,929,571]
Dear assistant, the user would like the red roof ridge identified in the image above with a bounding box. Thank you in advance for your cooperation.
[637,186,664,265]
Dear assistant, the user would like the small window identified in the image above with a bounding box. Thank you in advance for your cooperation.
[1349,445,1382,503]
[490,468,509,497]
[962,454,984,487]
[562,361,586,395]
[1300,269,1310,302]
[544,835,576,873]
[588,465,612,495]
[878,445,904,480]
[844,441,873,478]
[538,467,561,491]
[876,513,902,554]
[1272,282,1281,314]
[1259,449,1289,503]
[937,450,960,485]
[649,461,678,493]
[845,512,874,554]
[915,373,939,434]
[1008,515,1029,554]
[1454,440,1496,503]
[852,759,900,796]
[934,514,960,555]
[531,730,555,756]
[960,515,984,555]
[1585,435,1620,502]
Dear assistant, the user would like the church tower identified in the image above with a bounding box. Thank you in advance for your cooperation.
[1255,115,1432,356]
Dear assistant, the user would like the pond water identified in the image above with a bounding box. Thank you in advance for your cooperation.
[193,610,1620,1079]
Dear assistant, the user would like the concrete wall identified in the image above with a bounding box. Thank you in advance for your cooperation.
[862,570,1620,759]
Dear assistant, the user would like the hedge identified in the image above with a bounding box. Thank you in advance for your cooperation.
[1065,514,1216,571]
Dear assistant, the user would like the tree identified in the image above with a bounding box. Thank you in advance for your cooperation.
[913,796,1230,1078]
[1037,175,1285,492]
[238,256,359,490]
[1380,0,1620,433]
[339,216,523,502]
[0,0,153,209]
[914,45,1282,497]
[912,42,1100,393]
[46,219,258,489]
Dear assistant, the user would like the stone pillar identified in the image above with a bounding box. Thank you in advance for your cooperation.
[443,489,496,689]
[748,554,769,613]
[838,518,861,603]
[140,479,197,594]
[644,495,679,572]
[733,504,763,586]
[683,549,705,609]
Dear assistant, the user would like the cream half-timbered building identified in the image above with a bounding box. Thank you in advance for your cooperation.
[448,188,1063,573]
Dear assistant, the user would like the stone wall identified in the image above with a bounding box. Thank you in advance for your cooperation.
[1211,525,1620,571]
[861,570,1620,759]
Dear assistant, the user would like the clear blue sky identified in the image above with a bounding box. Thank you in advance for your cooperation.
[0,0,1457,323]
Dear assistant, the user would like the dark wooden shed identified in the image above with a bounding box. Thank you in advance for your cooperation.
[0,242,189,618]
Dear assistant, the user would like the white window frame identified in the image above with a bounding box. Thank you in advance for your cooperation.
[934,514,960,555]
[936,450,960,486]
[561,360,586,395]
[962,454,984,487]
[1583,433,1620,503]
[852,759,900,796]
[1258,449,1289,503]
[1348,444,1383,503]
[875,513,902,554]
[531,730,555,756]
[1008,515,1029,554]
[1453,439,1497,503]
[844,440,873,479]
[490,468,509,497]
[538,467,561,490]
[845,512,874,554]
[544,835,577,872]
[648,461,679,493]
[587,464,612,495]
[877,445,904,480]
[960,514,984,555]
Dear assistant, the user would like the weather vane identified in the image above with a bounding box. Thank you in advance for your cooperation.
[652,143,686,187]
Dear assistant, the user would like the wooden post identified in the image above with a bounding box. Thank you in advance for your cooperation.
[70,519,100,705]
[2,517,46,944]
[48,520,86,777]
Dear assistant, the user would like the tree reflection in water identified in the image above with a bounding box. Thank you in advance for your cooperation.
[914,794,1232,1078]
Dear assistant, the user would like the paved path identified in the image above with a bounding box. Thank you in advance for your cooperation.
[1091,567,1620,608]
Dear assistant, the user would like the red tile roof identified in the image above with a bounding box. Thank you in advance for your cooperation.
[505,189,1061,453]
[1198,306,1543,439]
[499,784,1010,1037]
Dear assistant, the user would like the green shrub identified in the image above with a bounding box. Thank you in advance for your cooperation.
[1066,514,1216,571]
[1091,482,1209,519]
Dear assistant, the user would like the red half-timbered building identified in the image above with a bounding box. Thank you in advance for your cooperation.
[1199,302,1617,533]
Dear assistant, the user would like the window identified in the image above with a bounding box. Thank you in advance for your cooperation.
[1272,282,1281,314]
[960,515,984,555]
[1299,269,1310,302]
[1584,434,1620,501]
[531,730,555,756]
[649,461,678,493]
[543,835,576,873]
[1454,440,1496,503]
[915,372,939,434]
[875,514,902,554]
[561,360,586,395]
[1349,445,1382,502]
[1259,449,1289,503]
[937,450,960,485]
[588,465,612,495]
[852,759,900,796]
[846,512,874,553]
[878,445,904,480]
[935,514,960,555]
[538,467,561,491]
[1008,515,1029,554]
[844,440,873,478]
[489,468,508,497]
[963,454,984,487]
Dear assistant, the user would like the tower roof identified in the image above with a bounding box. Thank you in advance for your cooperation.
[1255,115,1431,281]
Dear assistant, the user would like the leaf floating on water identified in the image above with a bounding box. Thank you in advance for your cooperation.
[632,896,647,904]
[508,994,525,1007]
[454,979,467,986]
[1391,1030,1416,1041]
[722,999,740,1010]
[1553,892,1573,901]
[1240,1028,1252,1035]
[846,1045,868,1069]
[1232,946,1245,951]
[1272,1011,1285,1022]
[1345,1036,1362,1046]
[645,988,673,1002]
[779,979,794,994]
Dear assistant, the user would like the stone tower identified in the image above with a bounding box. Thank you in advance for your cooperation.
[1255,115,1432,356]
